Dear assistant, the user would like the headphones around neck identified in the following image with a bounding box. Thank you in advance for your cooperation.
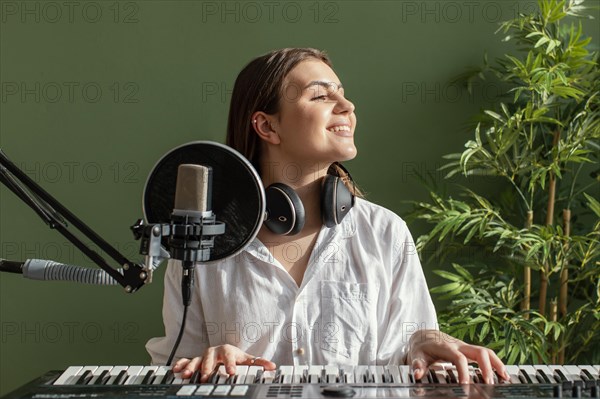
[264,162,355,235]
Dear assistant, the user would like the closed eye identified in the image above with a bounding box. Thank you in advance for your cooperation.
[312,95,328,101]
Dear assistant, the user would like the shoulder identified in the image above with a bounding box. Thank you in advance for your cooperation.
[352,197,408,231]
[349,197,413,253]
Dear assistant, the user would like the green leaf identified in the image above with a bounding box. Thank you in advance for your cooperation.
[584,193,600,218]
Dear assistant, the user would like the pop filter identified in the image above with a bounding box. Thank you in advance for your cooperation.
[143,141,265,262]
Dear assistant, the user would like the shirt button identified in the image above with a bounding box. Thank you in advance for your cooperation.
[296,348,305,355]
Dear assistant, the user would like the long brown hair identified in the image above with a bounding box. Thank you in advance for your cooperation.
[226,48,362,197]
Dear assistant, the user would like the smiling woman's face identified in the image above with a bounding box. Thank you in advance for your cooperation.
[270,59,358,166]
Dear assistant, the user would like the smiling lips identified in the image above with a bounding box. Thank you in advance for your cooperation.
[326,124,352,137]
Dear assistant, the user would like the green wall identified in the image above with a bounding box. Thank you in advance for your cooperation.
[1,0,598,395]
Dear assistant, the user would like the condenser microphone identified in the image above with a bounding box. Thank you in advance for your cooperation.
[169,164,214,263]
[169,164,218,307]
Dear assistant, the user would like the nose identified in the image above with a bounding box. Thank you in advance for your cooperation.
[334,94,355,114]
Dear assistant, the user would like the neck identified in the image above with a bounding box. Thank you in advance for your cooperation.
[260,159,330,231]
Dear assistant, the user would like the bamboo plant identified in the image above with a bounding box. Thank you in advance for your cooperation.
[411,0,599,364]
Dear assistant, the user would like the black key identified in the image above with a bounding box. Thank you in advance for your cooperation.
[113,370,128,385]
[75,371,93,385]
[339,368,346,384]
[365,369,373,383]
[97,370,110,385]
[273,369,282,384]
[555,369,571,389]
[208,369,219,384]
[581,369,597,389]
[190,370,201,384]
[519,369,534,384]
[537,369,552,384]
[475,369,484,384]
[447,369,458,384]
[429,369,439,384]
[163,370,175,385]
[383,369,392,383]
[302,369,308,384]
[141,370,155,385]
[254,369,264,384]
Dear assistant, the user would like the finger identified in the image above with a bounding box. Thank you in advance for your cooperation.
[253,357,277,371]
[223,352,238,376]
[443,350,470,384]
[172,358,190,372]
[181,357,202,379]
[462,346,493,384]
[486,348,509,381]
[200,348,218,383]
[410,356,429,381]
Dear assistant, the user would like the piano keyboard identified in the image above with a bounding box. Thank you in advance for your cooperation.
[4,364,600,398]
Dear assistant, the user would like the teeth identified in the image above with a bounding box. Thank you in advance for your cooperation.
[327,125,351,132]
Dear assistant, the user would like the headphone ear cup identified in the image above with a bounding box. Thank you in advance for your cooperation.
[264,183,305,235]
[321,175,354,228]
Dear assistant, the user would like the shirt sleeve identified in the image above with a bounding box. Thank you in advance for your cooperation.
[376,220,438,365]
[145,260,209,365]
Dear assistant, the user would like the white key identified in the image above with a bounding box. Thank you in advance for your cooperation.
[399,365,411,383]
[308,365,323,383]
[230,385,249,396]
[550,365,575,384]
[293,365,308,383]
[262,370,276,384]
[564,365,586,383]
[123,366,144,385]
[176,385,197,396]
[369,366,385,384]
[234,365,249,384]
[88,366,113,385]
[535,365,557,383]
[172,371,185,385]
[355,365,369,383]
[216,365,230,384]
[152,366,171,385]
[519,365,538,383]
[580,365,599,383]
[342,366,355,384]
[385,365,401,384]
[325,365,339,383]
[431,364,448,384]
[505,365,522,384]
[104,366,129,385]
[69,366,99,385]
[54,366,83,385]
[244,366,262,384]
[279,365,294,384]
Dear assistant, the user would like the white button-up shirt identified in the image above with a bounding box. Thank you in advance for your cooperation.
[146,198,437,366]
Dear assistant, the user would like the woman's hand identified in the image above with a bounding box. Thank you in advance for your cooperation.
[172,344,276,383]
[407,329,510,384]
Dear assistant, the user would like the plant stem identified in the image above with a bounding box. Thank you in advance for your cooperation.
[523,210,533,319]
[539,130,560,316]
[559,208,571,364]
[549,299,558,363]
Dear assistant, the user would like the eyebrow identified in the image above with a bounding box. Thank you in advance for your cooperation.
[303,80,343,91]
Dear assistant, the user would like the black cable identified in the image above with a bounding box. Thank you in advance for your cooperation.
[166,303,189,366]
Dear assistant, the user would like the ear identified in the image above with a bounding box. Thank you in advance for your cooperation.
[251,112,280,145]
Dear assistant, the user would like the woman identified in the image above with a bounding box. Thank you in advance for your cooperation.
[146,48,509,384]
